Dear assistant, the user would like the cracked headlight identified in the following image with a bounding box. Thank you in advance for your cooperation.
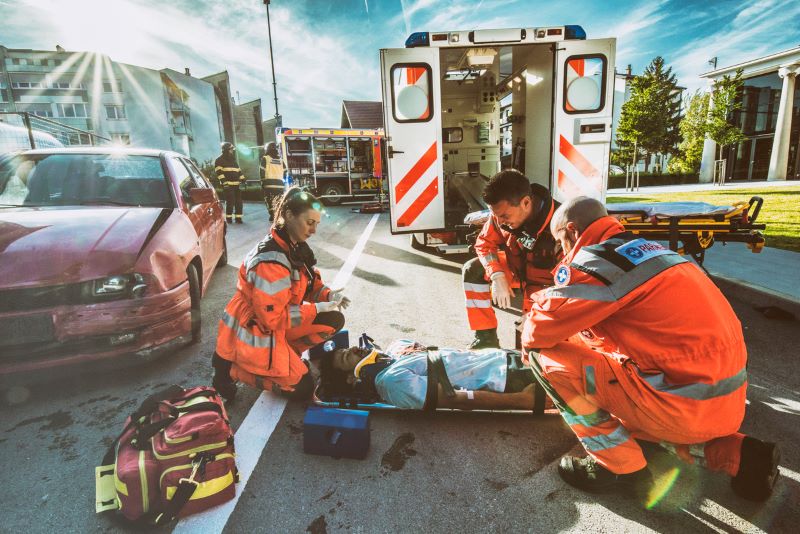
[83,273,147,301]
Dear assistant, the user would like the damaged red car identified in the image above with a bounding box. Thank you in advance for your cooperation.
[0,148,227,376]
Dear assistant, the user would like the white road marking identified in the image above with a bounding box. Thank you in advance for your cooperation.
[173,213,379,533]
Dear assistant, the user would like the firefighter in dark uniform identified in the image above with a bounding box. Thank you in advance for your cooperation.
[260,141,285,221]
[214,142,246,224]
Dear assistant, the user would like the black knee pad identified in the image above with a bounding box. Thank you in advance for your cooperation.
[314,310,345,332]
[462,257,486,282]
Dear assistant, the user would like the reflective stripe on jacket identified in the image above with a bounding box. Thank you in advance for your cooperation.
[522,215,747,440]
[214,153,246,186]
[474,183,560,291]
[215,228,332,380]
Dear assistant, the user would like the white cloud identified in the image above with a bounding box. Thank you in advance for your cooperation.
[669,0,800,92]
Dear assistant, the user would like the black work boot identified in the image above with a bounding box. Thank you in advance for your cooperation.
[558,455,653,502]
[731,437,780,502]
[211,353,237,402]
[468,329,500,350]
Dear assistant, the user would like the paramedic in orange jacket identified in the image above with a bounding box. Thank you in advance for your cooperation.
[462,169,560,349]
[211,187,350,402]
[522,196,779,503]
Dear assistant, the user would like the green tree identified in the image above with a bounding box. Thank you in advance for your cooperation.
[615,56,682,173]
[668,90,710,174]
[707,69,745,162]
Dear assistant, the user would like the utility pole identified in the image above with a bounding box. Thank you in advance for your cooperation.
[263,0,280,125]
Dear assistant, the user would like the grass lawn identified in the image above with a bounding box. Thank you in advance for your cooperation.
[607,186,800,253]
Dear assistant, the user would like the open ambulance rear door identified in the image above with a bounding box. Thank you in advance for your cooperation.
[552,38,615,203]
[380,48,445,234]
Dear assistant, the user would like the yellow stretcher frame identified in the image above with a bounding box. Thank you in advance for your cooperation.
[608,196,766,266]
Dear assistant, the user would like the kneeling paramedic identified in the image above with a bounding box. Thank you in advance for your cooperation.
[212,187,350,401]
[325,340,551,412]
[462,169,560,349]
[521,196,780,503]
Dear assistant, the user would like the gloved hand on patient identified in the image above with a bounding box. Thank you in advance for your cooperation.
[490,272,514,309]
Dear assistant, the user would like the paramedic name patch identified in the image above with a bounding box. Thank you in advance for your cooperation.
[615,238,675,266]
[555,265,571,286]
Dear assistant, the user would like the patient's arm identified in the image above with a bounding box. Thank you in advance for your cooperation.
[436,384,534,410]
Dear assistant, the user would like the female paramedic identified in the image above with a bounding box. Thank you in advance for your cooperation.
[211,187,350,401]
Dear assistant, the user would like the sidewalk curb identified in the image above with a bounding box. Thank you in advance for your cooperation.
[710,271,800,319]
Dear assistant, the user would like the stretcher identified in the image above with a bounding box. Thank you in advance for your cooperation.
[309,332,547,415]
[606,196,766,266]
[463,196,766,266]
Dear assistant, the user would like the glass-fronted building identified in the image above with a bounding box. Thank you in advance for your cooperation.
[700,46,800,182]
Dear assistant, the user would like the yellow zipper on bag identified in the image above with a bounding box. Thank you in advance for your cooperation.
[158,453,235,486]
[139,450,149,514]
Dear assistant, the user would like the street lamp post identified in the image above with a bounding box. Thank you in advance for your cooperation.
[263,0,280,125]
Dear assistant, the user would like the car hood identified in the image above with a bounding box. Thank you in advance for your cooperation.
[0,207,169,288]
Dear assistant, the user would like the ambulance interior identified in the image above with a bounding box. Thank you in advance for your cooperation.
[439,43,554,227]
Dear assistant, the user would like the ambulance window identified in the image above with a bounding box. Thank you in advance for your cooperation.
[391,64,433,123]
[443,127,462,143]
[563,55,606,114]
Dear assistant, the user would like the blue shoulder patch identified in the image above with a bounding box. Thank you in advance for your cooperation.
[614,238,675,266]
[554,264,571,286]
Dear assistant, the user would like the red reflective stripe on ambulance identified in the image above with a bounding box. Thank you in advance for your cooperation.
[406,67,426,85]
[557,169,582,198]
[568,58,585,78]
[397,178,438,228]
[559,135,601,190]
[394,141,437,203]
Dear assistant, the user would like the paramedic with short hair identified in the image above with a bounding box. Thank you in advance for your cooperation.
[211,187,350,402]
[521,196,779,503]
[462,169,560,349]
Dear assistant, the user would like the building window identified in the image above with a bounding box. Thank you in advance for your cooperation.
[32,110,54,118]
[67,133,92,145]
[12,81,45,89]
[51,82,71,89]
[110,133,131,145]
[105,105,126,120]
[11,58,21,65]
[103,81,122,93]
[57,103,89,118]
[54,59,62,66]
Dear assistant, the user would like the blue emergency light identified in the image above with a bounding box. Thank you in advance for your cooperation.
[565,25,587,40]
[405,32,430,48]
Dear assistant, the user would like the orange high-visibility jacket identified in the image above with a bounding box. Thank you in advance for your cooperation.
[474,183,560,292]
[216,228,332,382]
[522,215,747,442]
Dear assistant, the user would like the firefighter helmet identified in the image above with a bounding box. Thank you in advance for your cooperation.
[265,142,279,159]
[221,141,235,152]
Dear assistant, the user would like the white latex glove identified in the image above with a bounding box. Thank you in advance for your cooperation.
[329,288,351,310]
[490,272,514,309]
[315,301,340,313]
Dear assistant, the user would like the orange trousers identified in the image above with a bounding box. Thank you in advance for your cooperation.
[462,256,533,331]
[230,315,341,392]
[529,342,744,476]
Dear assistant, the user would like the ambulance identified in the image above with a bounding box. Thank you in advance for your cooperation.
[379,25,615,251]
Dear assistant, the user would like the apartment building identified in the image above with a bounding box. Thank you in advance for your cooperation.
[0,45,262,168]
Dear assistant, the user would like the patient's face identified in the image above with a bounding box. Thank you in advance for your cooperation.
[331,347,370,372]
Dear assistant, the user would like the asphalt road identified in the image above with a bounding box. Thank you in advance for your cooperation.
[1,201,799,533]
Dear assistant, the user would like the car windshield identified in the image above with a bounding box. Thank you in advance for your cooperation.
[0,153,172,208]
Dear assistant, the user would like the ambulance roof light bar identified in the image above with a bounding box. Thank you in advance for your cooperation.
[405,25,586,48]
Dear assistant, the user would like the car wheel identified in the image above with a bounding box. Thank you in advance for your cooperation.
[410,232,427,251]
[320,182,345,206]
[187,264,201,344]
[217,236,228,267]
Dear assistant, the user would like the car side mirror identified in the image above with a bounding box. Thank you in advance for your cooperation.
[188,187,215,204]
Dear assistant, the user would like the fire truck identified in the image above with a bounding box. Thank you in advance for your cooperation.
[380,25,615,251]
[276,127,387,205]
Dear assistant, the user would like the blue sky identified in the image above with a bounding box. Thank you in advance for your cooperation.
[2,0,799,126]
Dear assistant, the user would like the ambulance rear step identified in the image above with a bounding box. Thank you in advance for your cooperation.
[434,244,471,254]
